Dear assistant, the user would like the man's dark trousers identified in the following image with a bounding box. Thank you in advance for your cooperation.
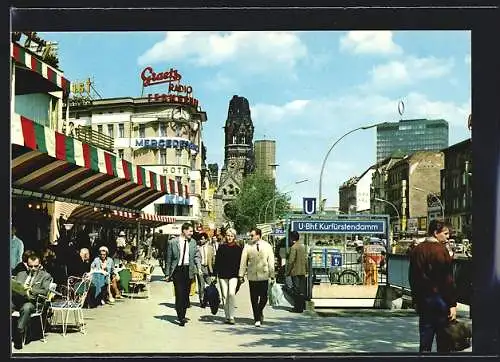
[248,280,268,322]
[172,265,190,321]
[292,275,307,312]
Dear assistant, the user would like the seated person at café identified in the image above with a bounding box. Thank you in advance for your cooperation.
[89,246,121,306]
[12,250,33,276]
[11,252,53,350]
[68,248,91,278]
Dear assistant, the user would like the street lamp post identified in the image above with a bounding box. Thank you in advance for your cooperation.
[413,186,445,219]
[374,197,401,232]
[318,122,388,212]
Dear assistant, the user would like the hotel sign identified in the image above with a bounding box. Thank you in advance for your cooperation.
[132,137,199,154]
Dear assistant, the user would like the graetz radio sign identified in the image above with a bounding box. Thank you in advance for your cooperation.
[140,66,199,107]
[133,137,199,154]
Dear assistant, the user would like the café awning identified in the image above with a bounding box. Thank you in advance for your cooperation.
[11,114,188,212]
[11,42,71,96]
[66,206,176,228]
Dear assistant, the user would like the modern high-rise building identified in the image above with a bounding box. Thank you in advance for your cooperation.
[376,119,449,162]
[254,140,276,180]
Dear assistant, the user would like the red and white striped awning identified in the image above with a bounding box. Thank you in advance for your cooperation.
[140,212,176,224]
[11,114,189,211]
[67,207,175,227]
[11,42,71,96]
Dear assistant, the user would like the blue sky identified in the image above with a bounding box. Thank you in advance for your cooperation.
[40,31,471,208]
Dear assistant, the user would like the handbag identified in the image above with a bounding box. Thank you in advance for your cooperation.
[440,319,472,352]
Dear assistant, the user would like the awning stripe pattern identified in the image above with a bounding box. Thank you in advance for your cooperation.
[11,114,189,211]
[66,205,176,227]
[11,42,71,95]
[141,212,176,223]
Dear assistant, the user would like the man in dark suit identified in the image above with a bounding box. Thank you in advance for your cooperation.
[164,223,201,326]
[11,252,53,349]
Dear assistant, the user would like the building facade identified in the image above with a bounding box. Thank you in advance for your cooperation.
[339,176,359,214]
[370,152,406,227]
[441,138,472,238]
[376,118,449,163]
[68,96,208,231]
[213,95,256,227]
[254,140,276,180]
[385,151,444,234]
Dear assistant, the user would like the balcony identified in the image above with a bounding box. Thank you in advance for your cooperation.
[75,126,114,152]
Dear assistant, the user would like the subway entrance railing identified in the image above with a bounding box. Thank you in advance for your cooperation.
[283,214,391,306]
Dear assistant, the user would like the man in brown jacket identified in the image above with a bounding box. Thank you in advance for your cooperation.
[286,231,307,313]
[409,219,457,352]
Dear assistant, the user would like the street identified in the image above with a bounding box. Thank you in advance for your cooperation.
[13,260,472,355]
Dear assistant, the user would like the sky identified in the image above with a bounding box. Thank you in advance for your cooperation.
[40,31,471,208]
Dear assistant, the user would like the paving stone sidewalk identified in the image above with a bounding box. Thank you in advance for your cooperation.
[13,262,471,355]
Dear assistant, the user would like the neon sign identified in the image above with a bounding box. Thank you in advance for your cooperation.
[140,66,199,107]
[141,66,182,87]
[147,93,199,107]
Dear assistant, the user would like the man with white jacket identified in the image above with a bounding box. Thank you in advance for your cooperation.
[238,227,275,327]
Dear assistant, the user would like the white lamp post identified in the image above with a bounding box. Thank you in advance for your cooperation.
[318,122,388,212]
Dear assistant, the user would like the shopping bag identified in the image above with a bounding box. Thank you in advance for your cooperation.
[440,319,472,352]
[268,282,282,307]
[203,280,220,315]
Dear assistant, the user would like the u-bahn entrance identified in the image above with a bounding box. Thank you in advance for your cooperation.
[284,213,390,308]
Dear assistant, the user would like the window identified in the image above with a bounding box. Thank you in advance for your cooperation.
[160,149,167,164]
[118,149,124,159]
[176,149,182,164]
[159,123,166,137]
[107,124,114,138]
[118,123,125,138]
[97,124,103,134]
[139,124,145,138]
[190,155,196,170]
[175,123,182,137]
[190,180,196,195]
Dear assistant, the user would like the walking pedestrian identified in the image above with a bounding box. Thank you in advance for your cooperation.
[214,227,243,324]
[196,233,214,306]
[164,223,201,326]
[238,227,275,327]
[286,231,307,313]
[408,219,457,353]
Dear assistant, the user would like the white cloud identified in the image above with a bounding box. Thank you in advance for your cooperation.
[203,72,237,92]
[252,99,310,124]
[365,56,455,89]
[137,31,308,72]
[339,31,403,55]
[252,92,470,139]
[402,92,471,129]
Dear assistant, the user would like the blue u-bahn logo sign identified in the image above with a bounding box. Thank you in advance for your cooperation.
[303,198,316,215]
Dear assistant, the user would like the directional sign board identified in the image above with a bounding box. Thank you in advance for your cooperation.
[291,219,385,234]
[271,228,285,237]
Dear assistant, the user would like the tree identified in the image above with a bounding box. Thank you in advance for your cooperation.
[225,173,291,233]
